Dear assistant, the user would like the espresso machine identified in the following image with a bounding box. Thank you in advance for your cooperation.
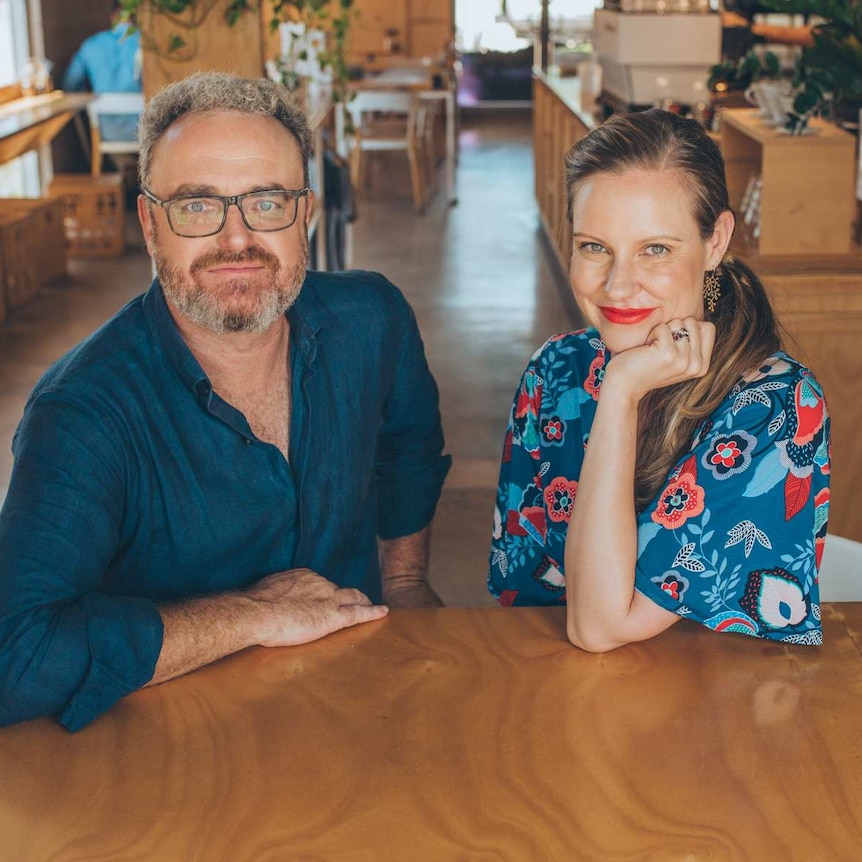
[593,4,722,110]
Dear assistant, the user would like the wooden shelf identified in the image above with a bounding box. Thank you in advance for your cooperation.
[720,108,857,256]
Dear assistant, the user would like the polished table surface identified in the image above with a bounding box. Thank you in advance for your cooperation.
[1,605,862,860]
[0,91,94,166]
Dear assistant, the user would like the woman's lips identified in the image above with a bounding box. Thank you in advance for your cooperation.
[599,306,657,324]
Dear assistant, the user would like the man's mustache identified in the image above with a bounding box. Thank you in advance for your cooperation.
[190,246,281,274]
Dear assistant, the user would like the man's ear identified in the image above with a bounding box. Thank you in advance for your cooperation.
[304,189,315,227]
[137,195,155,256]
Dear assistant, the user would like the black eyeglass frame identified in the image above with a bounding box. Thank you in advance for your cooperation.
[141,186,311,238]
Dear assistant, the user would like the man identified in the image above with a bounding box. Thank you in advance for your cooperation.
[0,73,450,732]
[62,2,142,142]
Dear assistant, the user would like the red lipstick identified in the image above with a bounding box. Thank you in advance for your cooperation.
[599,307,656,325]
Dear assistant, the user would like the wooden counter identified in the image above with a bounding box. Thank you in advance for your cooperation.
[533,70,598,275]
[0,91,93,167]
[1,605,861,859]
[532,74,862,542]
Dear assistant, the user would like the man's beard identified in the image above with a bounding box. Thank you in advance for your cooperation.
[153,223,307,334]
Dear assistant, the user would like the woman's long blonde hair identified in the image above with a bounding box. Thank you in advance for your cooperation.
[564,109,782,511]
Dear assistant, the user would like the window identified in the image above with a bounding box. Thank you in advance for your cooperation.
[0,0,42,196]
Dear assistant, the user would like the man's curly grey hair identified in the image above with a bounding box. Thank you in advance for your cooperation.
[137,72,312,187]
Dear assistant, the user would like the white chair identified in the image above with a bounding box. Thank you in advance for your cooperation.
[86,92,144,176]
[818,535,862,601]
[346,90,427,213]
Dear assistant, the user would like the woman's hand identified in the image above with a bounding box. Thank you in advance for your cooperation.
[603,316,715,403]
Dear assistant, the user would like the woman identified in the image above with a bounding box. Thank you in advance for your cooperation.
[489,109,830,650]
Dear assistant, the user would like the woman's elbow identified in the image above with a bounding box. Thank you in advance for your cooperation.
[566,619,624,653]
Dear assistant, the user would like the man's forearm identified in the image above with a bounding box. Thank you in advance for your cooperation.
[148,591,260,686]
[149,568,388,687]
[379,527,443,608]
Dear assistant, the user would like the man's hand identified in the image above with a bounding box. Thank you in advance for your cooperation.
[246,568,389,647]
[150,569,387,686]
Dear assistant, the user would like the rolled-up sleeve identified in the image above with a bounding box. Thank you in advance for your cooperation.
[0,391,163,732]
[375,298,451,539]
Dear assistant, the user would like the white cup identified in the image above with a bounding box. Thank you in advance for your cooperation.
[745,81,794,126]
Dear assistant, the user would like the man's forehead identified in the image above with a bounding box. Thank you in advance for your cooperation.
[150,110,303,186]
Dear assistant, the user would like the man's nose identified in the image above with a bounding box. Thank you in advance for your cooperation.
[216,201,255,247]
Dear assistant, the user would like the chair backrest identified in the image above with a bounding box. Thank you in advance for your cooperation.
[347,90,417,124]
[818,535,862,601]
[85,92,145,135]
[85,92,144,175]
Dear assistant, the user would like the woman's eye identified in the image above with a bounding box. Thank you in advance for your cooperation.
[579,242,605,254]
[645,244,669,256]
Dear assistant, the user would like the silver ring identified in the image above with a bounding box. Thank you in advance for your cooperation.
[671,328,690,342]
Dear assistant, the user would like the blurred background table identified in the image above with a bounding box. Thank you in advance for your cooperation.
[1,605,861,860]
[0,91,93,169]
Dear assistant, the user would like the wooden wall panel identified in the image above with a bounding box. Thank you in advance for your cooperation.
[140,2,266,98]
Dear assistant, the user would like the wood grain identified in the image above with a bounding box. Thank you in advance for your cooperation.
[1,607,862,860]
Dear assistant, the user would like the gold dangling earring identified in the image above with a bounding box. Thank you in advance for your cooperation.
[704,269,721,314]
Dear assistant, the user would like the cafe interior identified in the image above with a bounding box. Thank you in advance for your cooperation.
[1,0,862,857]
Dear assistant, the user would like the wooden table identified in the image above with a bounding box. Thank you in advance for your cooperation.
[0,92,93,167]
[1,605,861,860]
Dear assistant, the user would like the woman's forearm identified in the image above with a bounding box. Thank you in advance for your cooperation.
[564,372,641,650]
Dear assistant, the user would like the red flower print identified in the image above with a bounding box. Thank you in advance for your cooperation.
[541,415,566,446]
[651,471,705,528]
[584,354,605,401]
[661,580,681,600]
[711,440,742,469]
[544,477,578,523]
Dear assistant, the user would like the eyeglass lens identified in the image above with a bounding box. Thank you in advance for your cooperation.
[167,190,301,236]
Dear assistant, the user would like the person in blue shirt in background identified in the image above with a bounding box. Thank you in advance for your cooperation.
[0,72,451,732]
[62,1,141,142]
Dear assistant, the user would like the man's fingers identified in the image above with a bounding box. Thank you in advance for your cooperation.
[337,587,372,606]
[337,602,389,628]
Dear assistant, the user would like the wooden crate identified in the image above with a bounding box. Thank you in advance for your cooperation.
[48,173,125,258]
[0,197,67,313]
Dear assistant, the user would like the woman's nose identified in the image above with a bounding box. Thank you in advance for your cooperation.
[604,260,638,300]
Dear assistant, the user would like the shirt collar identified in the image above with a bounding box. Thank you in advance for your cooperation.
[141,280,210,397]
[140,276,324,393]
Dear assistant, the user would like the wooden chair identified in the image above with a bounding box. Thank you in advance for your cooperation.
[346,90,427,213]
[86,92,144,177]
[818,535,862,601]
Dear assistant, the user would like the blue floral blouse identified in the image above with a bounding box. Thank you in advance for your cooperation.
[489,328,831,645]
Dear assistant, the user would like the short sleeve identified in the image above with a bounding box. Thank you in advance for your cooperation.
[633,357,830,645]
[489,331,600,606]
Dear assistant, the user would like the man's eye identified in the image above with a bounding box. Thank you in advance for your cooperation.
[250,196,286,214]
[181,199,217,214]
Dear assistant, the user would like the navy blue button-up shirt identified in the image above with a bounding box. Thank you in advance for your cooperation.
[0,271,450,731]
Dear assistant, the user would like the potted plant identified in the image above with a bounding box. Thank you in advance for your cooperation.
[708,47,782,95]
[762,0,862,132]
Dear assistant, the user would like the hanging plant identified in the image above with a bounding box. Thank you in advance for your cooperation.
[118,0,354,107]
[118,0,255,60]
[269,0,355,106]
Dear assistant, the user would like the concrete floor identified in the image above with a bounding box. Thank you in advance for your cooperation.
[0,109,579,608]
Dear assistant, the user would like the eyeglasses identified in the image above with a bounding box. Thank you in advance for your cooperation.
[142,187,310,238]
